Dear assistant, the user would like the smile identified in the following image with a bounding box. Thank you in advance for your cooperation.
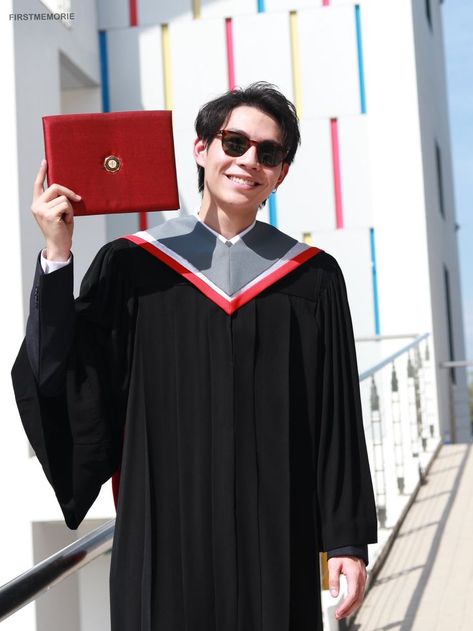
[226,175,259,187]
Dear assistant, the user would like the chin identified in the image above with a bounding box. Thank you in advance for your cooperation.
[222,197,265,213]
[225,189,269,208]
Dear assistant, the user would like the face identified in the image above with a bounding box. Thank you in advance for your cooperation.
[194,105,289,215]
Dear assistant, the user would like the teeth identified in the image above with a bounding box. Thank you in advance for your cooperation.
[228,176,257,186]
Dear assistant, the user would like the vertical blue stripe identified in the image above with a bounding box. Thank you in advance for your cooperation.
[99,31,110,113]
[269,192,278,227]
[355,5,367,114]
[257,0,265,13]
[370,228,381,335]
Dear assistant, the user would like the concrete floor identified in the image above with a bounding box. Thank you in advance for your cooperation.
[352,443,473,631]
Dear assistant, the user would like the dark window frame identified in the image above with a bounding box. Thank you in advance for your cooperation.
[435,141,446,219]
[426,0,432,30]
[443,264,456,384]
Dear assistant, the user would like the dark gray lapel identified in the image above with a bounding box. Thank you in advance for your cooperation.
[146,216,299,296]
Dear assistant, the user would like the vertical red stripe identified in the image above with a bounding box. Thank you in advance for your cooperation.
[225,18,236,90]
[330,118,344,229]
[139,212,148,231]
[129,0,138,26]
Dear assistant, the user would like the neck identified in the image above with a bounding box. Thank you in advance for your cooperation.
[198,202,257,240]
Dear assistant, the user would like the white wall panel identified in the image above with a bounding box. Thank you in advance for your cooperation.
[277,118,336,238]
[331,0,364,6]
[298,5,360,117]
[106,28,143,110]
[139,26,166,110]
[338,115,373,228]
[168,18,229,219]
[58,1,101,80]
[201,0,255,19]
[146,208,182,228]
[139,0,192,26]
[173,128,203,216]
[105,26,166,110]
[61,87,102,114]
[170,18,228,132]
[312,228,375,338]
[97,0,130,29]
[361,0,431,336]
[232,12,293,97]
[257,204,271,226]
[265,0,322,12]
[106,212,140,241]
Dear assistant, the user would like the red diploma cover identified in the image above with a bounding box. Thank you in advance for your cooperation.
[42,110,180,216]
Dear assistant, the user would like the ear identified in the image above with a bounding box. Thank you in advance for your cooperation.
[194,137,207,167]
[275,162,289,188]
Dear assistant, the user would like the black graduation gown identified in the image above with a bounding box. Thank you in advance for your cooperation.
[12,226,377,631]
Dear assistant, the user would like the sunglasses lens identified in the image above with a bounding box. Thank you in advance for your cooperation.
[219,131,285,167]
[221,133,249,157]
[258,143,285,167]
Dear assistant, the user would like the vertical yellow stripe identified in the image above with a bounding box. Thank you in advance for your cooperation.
[290,11,303,118]
[320,553,330,591]
[161,23,173,110]
[302,231,313,245]
[193,0,201,19]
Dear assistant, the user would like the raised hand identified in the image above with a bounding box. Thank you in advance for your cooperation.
[31,159,81,261]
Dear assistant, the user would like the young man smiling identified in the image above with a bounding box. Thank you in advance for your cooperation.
[13,83,377,631]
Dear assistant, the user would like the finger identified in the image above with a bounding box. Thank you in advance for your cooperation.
[42,182,81,203]
[328,559,342,598]
[48,200,73,216]
[32,159,48,200]
[335,589,358,619]
[335,570,365,619]
[63,208,74,225]
[336,591,364,620]
[48,195,71,209]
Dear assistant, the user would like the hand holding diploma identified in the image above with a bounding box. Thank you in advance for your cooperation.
[31,159,80,261]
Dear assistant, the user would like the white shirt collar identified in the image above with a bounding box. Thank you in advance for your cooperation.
[197,215,257,245]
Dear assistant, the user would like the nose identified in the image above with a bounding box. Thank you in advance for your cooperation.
[237,145,260,168]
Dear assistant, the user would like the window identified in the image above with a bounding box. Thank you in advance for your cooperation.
[426,0,432,30]
[435,141,445,219]
[443,264,456,384]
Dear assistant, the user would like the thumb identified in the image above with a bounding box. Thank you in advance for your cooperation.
[328,559,341,598]
[33,159,47,201]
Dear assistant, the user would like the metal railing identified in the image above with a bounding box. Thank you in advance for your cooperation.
[0,521,114,622]
[358,333,439,535]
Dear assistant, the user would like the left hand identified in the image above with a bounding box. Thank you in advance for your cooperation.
[328,555,367,620]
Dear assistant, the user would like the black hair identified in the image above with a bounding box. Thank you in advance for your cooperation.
[194,81,301,193]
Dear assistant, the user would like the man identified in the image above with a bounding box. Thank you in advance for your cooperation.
[13,82,377,630]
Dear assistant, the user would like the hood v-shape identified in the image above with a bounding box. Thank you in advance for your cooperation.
[124,215,321,315]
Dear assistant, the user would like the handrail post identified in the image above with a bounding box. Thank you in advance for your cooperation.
[448,376,457,444]
[370,375,387,528]
[391,363,405,494]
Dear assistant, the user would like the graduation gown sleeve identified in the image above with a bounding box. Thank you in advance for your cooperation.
[12,241,136,529]
[314,259,377,552]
